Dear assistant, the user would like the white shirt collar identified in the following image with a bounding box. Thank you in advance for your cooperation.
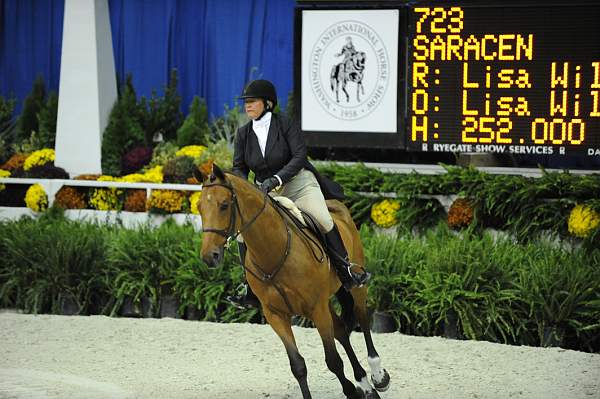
[252,111,272,129]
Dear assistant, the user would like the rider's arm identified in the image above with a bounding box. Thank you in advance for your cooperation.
[232,127,250,180]
[273,116,307,184]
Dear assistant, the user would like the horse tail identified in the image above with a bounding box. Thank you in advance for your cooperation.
[335,288,357,334]
[330,65,336,90]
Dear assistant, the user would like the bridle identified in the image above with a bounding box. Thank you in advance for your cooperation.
[201,179,268,248]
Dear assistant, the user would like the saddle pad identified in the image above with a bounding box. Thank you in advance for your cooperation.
[273,196,307,226]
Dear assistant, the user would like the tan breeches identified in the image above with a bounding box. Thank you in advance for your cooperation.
[271,169,334,233]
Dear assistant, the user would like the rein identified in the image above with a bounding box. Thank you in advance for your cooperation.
[201,178,295,313]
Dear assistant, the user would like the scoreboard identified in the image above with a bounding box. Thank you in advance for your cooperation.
[407,3,600,157]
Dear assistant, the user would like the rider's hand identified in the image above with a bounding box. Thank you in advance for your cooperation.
[260,176,279,194]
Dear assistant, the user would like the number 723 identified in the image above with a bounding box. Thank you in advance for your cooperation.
[462,116,513,144]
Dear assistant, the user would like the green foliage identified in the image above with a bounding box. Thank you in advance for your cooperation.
[211,104,248,147]
[139,69,183,143]
[0,208,111,314]
[101,75,146,176]
[145,141,180,169]
[2,213,598,351]
[318,163,600,240]
[360,224,600,352]
[0,95,17,162]
[197,139,233,170]
[162,155,196,183]
[176,96,211,147]
[36,91,58,148]
[15,76,46,143]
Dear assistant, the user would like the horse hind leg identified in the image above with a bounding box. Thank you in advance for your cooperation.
[264,309,312,399]
[352,287,391,392]
[312,302,365,399]
[330,299,381,399]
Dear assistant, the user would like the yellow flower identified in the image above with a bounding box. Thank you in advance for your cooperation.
[89,175,123,211]
[147,190,186,213]
[175,145,206,159]
[23,148,55,171]
[189,191,202,214]
[142,165,164,183]
[371,199,401,228]
[568,204,600,238]
[0,169,10,192]
[25,184,48,212]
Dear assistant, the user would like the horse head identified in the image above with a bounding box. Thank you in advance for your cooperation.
[353,51,366,70]
[193,163,237,267]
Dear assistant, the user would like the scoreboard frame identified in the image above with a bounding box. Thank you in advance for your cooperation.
[294,0,600,161]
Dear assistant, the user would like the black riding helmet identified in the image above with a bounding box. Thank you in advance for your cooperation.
[239,79,278,111]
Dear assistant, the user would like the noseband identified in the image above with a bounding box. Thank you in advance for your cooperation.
[201,180,268,247]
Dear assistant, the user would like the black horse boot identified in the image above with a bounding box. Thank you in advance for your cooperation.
[324,225,371,291]
[226,242,260,309]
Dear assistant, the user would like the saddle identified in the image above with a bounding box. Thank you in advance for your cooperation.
[271,196,328,255]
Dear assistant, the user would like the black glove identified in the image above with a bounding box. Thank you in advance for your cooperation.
[260,176,279,193]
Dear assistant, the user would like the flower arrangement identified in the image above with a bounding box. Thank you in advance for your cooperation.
[89,176,123,211]
[146,190,187,214]
[124,189,147,212]
[0,169,10,191]
[163,156,196,183]
[139,165,163,183]
[175,145,206,159]
[447,198,474,229]
[25,164,69,179]
[189,191,202,215]
[23,148,55,171]
[371,199,401,228]
[121,146,153,175]
[54,186,86,209]
[25,183,48,212]
[568,204,600,238]
[1,153,28,171]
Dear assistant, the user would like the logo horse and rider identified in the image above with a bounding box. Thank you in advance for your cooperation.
[310,21,389,121]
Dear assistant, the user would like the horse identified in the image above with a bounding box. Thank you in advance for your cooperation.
[194,164,390,399]
[330,51,366,103]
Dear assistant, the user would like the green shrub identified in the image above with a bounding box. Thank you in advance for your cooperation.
[101,75,146,176]
[176,96,211,147]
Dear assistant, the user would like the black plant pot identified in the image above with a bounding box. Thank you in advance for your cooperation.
[185,305,203,321]
[160,295,181,319]
[141,296,155,318]
[121,296,142,318]
[371,311,397,333]
[542,326,565,348]
[59,293,80,316]
[443,309,460,339]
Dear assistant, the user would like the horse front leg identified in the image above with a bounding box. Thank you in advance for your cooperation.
[342,80,350,102]
[352,288,390,392]
[330,303,380,399]
[264,309,312,399]
[313,302,364,399]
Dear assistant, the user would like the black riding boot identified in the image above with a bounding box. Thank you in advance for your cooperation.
[325,225,371,291]
[226,242,260,309]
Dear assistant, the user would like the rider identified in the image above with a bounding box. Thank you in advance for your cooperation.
[335,36,357,64]
[227,79,371,309]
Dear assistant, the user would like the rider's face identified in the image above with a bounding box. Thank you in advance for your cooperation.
[244,98,265,120]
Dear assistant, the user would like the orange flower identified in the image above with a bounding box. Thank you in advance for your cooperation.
[448,198,474,229]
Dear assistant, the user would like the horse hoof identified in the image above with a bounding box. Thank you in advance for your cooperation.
[365,389,381,399]
[348,386,365,399]
[371,369,390,392]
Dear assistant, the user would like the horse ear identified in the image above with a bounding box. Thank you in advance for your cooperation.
[193,166,209,183]
[212,163,226,181]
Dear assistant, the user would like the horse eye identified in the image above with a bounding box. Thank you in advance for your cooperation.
[219,202,229,211]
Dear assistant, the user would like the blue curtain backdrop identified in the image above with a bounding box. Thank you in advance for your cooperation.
[0,0,295,117]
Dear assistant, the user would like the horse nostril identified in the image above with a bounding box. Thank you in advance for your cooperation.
[212,250,221,263]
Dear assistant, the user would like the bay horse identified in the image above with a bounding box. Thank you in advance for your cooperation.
[195,164,390,399]
[330,51,366,103]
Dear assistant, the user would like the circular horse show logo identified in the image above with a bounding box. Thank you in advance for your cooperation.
[308,20,390,121]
